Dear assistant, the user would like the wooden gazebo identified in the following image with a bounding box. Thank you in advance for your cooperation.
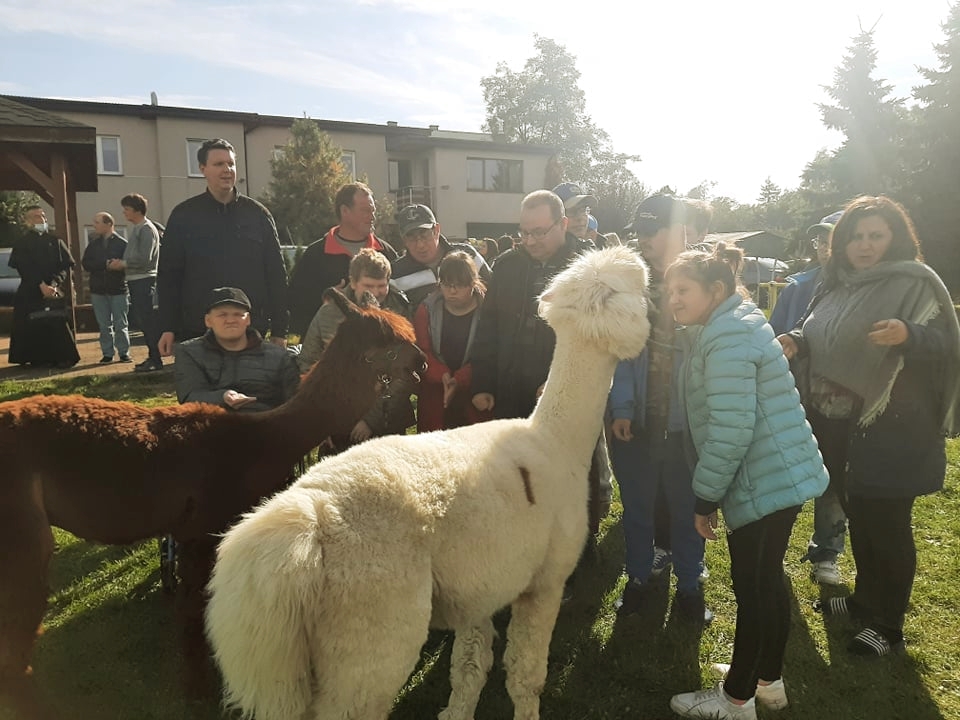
[0,96,97,303]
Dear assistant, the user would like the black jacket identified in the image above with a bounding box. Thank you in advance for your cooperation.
[81,232,127,295]
[287,227,398,337]
[471,233,592,419]
[390,235,491,309]
[174,328,300,412]
[158,189,289,340]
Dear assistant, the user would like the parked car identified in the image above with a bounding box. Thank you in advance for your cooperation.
[740,256,790,288]
[0,247,20,307]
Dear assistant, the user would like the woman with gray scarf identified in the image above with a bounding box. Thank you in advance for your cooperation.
[779,195,960,658]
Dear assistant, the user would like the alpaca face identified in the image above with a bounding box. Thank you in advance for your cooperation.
[539,247,651,360]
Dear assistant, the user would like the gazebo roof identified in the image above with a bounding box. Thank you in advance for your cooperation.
[0,95,97,192]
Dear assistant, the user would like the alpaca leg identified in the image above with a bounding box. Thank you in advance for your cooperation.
[438,618,495,720]
[175,538,217,699]
[307,569,432,719]
[0,491,55,719]
[503,584,565,720]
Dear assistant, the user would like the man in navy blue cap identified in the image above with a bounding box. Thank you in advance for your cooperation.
[769,209,847,587]
[552,182,597,242]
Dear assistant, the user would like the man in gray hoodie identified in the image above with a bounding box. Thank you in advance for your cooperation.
[116,193,163,371]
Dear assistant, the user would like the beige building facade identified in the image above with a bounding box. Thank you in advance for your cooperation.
[5,95,556,248]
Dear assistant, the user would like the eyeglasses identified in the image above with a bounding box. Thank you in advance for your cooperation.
[518,219,560,241]
[440,281,467,290]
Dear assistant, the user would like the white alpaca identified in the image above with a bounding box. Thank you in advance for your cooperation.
[205,246,650,720]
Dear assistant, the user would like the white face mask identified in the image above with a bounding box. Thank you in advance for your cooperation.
[33,222,48,234]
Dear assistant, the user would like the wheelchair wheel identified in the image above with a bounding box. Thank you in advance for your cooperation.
[159,535,178,593]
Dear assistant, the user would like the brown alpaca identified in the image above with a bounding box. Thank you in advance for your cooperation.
[0,291,425,720]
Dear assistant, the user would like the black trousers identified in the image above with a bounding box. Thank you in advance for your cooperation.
[808,410,916,637]
[128,277,162,364]
[724,506,800,702]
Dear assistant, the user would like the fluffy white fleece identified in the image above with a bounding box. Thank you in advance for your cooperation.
[205,246,650,720]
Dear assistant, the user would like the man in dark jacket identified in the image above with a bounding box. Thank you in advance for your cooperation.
[287,182,398,337]
[390,203,490,309]
[470,189,609,572]
[471,190,591,420]
[83,212,130,363]
[174,287,300,412]
[157,138,289,356]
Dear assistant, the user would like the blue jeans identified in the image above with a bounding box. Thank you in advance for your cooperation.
[128,277,162,364]
[807,485,847,562]
[610,431,704,595]
[91,292,130,358]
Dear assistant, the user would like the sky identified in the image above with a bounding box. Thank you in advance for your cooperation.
[0,0,953,204]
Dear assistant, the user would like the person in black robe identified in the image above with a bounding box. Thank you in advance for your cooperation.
[7,206,80,368]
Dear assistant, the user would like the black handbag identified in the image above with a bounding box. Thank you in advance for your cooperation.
[28,296,68,321]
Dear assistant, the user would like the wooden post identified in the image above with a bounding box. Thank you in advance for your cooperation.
[50,153,79,332]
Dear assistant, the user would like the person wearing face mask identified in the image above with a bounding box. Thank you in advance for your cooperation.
[7,205,80,368]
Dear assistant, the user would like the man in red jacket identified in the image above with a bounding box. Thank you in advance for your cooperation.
[287,182,398,337]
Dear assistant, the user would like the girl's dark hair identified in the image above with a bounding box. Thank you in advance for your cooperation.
[665,242,741,299]
[823,195,921,286]
[438,251,486,298]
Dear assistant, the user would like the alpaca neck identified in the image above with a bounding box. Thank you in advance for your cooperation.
[530,338,616,462]
[264,360,377,457]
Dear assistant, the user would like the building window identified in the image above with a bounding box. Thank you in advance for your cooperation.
[186,139,206,177]
[389,159,412,191]
[341,151,356,180]
[96,136,123,175]
[467,158,522,192]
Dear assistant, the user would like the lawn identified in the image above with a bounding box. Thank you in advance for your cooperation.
[1,374,958,720]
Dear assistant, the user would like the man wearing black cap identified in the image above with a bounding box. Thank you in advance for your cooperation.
[769,210,847,587]
[551,181,597,244]
[174,287,300,412]
[390,203,490,309]
[609,194,712,623]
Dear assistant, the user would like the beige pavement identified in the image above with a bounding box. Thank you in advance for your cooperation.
[0,329,171,383]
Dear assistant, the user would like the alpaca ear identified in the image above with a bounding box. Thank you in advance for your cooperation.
[324,287,362,319]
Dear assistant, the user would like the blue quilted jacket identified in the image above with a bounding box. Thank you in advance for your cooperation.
[681,294,828,530]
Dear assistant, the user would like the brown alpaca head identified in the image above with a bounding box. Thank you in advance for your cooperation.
[305,288,425,402]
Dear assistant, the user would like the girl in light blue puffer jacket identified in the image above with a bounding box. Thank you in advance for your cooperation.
[666,245,828,720]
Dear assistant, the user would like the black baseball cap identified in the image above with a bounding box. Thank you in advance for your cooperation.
[206,287,251,312]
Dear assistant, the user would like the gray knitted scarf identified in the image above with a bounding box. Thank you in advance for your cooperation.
[802,261,960,432]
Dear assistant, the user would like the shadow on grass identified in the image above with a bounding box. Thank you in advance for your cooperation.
[5,543,225,720]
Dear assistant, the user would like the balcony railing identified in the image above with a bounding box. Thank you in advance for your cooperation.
[392,186,433,211]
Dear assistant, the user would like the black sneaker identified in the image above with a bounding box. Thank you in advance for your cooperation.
[676,590,714,625]
[118,355,133,363]
[615,577,651,617]
[99,356,113,364]
[134,359,163,373]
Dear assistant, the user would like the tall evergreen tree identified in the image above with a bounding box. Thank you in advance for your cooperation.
[260,118,353,246]
[909,2,960,288]
[817,27,907,199]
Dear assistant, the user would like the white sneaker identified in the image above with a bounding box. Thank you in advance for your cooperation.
[670,683,757,719]
[811,558,841,585]
[710,664,788,710]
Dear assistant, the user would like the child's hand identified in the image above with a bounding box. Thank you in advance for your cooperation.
[441,373,457,408]
[610,418,633,442]
[695,512,719,540]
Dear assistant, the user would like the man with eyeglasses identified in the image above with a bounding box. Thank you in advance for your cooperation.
[390,204,490,309]
[471,190,610,579]
[768,210,846,589]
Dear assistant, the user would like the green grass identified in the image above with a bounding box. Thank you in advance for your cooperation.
[1,375,958,719]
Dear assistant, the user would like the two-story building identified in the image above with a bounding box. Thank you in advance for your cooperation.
[4,94,556,248]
